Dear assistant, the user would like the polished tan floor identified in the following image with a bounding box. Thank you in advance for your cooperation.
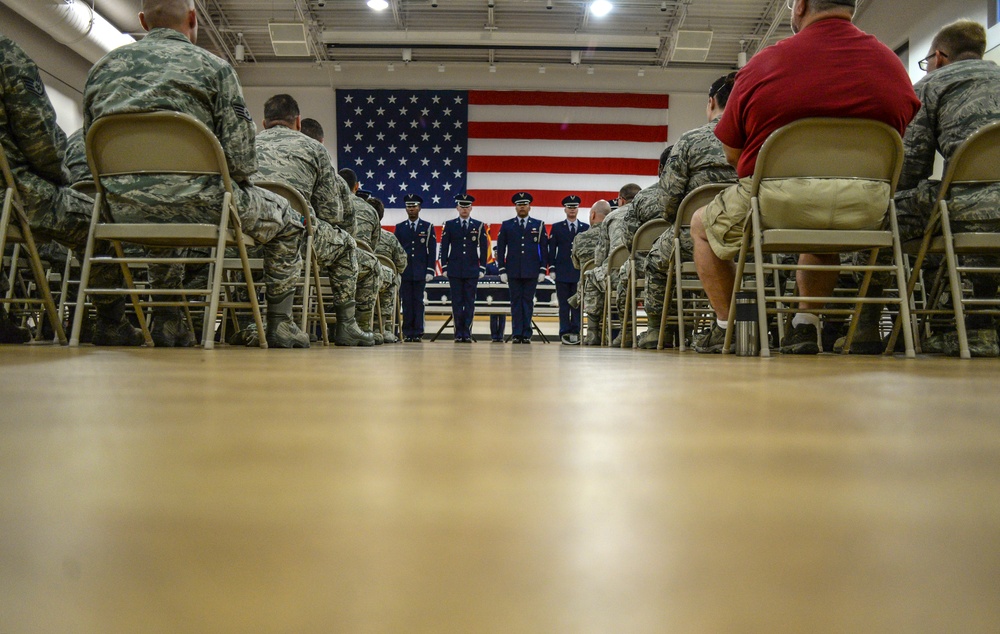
[2,343,999,633]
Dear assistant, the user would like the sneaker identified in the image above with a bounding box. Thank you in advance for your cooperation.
[941,328,999,357]
[266,318,310,348]
[692,322,729,354]
[778,323,820,355]
[92,316,145,346]
[151,316,196,348]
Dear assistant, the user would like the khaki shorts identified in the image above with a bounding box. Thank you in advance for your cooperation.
[702,177,890,261]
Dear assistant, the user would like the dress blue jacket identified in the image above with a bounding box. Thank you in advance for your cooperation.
[496,216,547,279]
[395,218,438,281]
[439,217,489,278]
[547,219,589,283]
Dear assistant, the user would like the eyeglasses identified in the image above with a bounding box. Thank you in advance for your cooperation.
[918,51,946,71]
[786,0,794,9]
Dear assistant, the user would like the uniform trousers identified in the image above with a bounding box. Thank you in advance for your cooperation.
[556,281,580,336]
[508,277,538,340]
[400,279,427,338]
[448,276,478,339]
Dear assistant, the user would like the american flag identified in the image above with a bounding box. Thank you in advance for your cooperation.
[335,89,669,227]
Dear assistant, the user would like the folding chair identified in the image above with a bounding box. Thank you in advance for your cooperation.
[659,183,732,350]
[887,121,1000,358]
[70,111,266,349]
[601,244,629,346]
[721,117,914,358]
[578,258,595,343]
[256,180,329,346]
[0,144,66,344]
[624,218,669,348]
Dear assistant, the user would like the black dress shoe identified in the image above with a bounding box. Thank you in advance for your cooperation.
[491,338,503,343]
[510,336,522,344]
[460,337,472,343]
[522,338,532,345]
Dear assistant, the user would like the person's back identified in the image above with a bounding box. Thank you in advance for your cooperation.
[717,11,919,178]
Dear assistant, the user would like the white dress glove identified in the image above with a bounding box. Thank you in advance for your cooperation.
[425,273,434,282]
[550,272,556,282]
[500,273,508,283]
[479,271,485,279]
[537,273,545,283]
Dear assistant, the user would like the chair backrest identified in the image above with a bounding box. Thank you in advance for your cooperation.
[630,218,669,254]
[86,111,234,193]
[940,120,1000,189]
[608,244,629,271]
[751,118,903,231]
[257,180,312,233]
[0,142,19,195]
[376,254,397,274]
[580,258,595,275]
[676,183,731,227]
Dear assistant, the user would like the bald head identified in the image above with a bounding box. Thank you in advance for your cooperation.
[589,200,611,225]
[140,0,197,42]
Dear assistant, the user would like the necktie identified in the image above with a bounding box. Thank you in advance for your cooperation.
[411,221,416,232]
[462,220,468,231]
[570,223,576,236]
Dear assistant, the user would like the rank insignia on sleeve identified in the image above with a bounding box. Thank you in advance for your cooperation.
[25,77,45,97]
[233,103,253,122]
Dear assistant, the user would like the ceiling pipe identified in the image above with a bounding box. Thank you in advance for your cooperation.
[0,0,133,63]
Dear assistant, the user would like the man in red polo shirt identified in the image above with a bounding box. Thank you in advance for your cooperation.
[690,0,920,354]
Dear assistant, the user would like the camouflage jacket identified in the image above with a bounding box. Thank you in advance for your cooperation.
[63,128,89,183]
[661,116,737,222]
[351,195,381,247]
[571,222,602,269]
[593,209,619,264]
[900,59,1000,220]
[376,228,408,273]
[255,125,345,226]
[0,35,67,187]
[82,28,256,218]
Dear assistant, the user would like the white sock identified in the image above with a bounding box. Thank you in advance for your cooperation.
[792,313,819,328]
[716,318,728,329]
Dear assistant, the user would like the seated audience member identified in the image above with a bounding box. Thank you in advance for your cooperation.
[299,118,324,144]
[372,198,408,343]
[637,73,739,349]
[854,20,1000,357]
[0,35,139,345]
[254,93,373,346]
[83,0,325,348]
[569,199,610,345]
[690,0,919,354]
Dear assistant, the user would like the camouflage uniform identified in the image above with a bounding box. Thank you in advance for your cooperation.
[0,35,118,304]
[581,210,618,321]
[375,228,407,332]
[83,28,304,300]
[643,118,738,318]
[63,128,89,183]
[254,125,359,306]
[351,197,383,316]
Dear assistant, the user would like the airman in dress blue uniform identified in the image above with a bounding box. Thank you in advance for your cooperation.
[548,194,589,345]
[440,194,489,342]
[395,194,437,341]
[496,192,548,343]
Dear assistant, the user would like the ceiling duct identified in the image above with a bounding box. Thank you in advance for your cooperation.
[268,23,311,57]
[670,30,713,62]
[0,0,133,63]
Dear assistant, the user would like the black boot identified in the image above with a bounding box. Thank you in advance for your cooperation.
[0,308,31,344]
[92,298,144,346]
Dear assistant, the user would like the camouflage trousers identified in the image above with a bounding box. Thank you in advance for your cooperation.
[614,253,649,321]
[355,249,380,312]
[18,170,121,305]
[380,272,401,330]
[582,262,621,321]
[313,220,358,307]
[643,225,693,318]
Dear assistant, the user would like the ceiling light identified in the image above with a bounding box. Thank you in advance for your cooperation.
[402,47,412,62]
[367,0,389,9]
[387,62,395,71]
[570,50,581,65]
[438,64,445,72]
[546,0,553,9]
[590,1,613,17]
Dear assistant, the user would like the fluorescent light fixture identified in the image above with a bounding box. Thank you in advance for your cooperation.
[367,0,389,9]
[590,0,613,17]
[268,23,311,56]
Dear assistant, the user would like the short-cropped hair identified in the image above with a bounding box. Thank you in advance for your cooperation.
[338,168,358,190]
[809,0,856,12]
[619,183,641,202]
[300,118,324,142]
[263,94,299,125]
[932,20,987,60]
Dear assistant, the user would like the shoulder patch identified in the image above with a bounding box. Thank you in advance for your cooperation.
[25,76,45,98]
[233,103,253,122]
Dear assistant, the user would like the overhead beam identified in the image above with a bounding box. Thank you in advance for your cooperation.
[320,30,661,51]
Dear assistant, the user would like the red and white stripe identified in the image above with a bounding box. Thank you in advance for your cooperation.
[466,90,668,225]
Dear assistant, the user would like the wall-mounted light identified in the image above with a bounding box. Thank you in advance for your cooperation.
[570,50,581,65]
[587,66,595,75]
[438,64,445,72]
[402,47,412,62]
[539,65,546,74]
[234,32,245,62]
[333,63,342,71]
[489,64,497,73]
[637,67,645,77]
[590,0,613,17]
[387,62,395,71]
[367,0,389,10]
